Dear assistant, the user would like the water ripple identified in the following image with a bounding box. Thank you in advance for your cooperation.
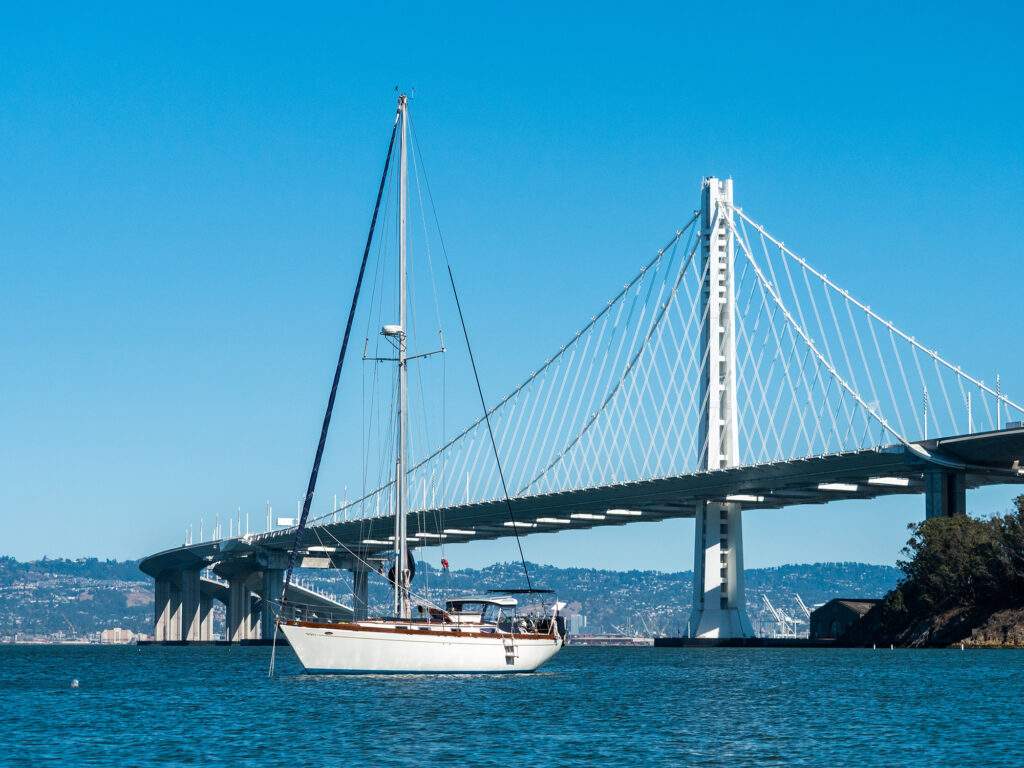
[1,645,1020,767]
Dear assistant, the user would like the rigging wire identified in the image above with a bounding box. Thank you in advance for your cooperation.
[281,520,450,614]
[270,108,400,676]
[407,117,535,592]
[282,111,399,598]
[446,264,534,593]
[361,154,397,509]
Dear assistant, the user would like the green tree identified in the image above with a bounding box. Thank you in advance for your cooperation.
[898,513,1003,610]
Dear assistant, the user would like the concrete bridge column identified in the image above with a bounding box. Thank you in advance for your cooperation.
[690,501,753,638]
[687,177,753,638]
[262,568,284,639]
[256,549,289,639]
[180,568,202,642]
[227,574,253,642]
[154,576,172,641]
[199,594,214,641]
[352,566,370,621]
[925,469,966,519]
[168,580,182,641]
[250,594,262,639]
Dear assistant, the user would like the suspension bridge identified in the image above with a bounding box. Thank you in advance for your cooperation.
[140,177,1024,642]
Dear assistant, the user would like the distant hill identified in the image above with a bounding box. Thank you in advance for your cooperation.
[342,560,898,635]
[0,555,898,640]
[0,556,154,639]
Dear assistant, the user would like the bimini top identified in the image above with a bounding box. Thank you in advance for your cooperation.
[446,595,518,609]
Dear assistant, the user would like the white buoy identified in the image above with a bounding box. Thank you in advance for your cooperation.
[890,644,894,650]
[961,643,965,651]
[71,679,79,689]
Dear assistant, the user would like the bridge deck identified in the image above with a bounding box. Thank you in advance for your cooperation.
[140,428,1024,577]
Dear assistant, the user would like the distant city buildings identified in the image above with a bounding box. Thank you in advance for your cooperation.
[1,628,153,644]
[100,628,136,644]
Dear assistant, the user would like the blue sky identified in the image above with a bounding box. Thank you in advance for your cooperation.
[1,3,1022,568]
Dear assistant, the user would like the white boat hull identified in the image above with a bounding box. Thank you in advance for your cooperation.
[281,620,563,674]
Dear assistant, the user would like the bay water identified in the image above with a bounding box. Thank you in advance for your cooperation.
[1,644,1019,766]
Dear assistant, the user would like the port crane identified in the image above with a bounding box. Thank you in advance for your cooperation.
[761,594,799,638]
[633,611,669,638]
[794,594,811,620]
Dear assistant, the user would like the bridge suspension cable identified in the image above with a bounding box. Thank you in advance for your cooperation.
[302,188,1023,529]
[730,206,1024,452]
[310,213,704,521]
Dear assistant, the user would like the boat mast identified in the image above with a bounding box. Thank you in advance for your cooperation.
[394,93,411,620]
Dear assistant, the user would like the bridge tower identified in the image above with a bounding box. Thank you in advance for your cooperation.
[688,177,754,638]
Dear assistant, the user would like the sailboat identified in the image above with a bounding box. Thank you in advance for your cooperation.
[278,94,564,674]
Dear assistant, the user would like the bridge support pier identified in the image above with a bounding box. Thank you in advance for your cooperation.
[352,565,370,621]
[684,177,754,638]
[167,580,182,641]
[154,576,172,642]
[199,594,213,641]
[255,549,289,639]
[227,574,254,642]
[261,568,284,639]
[925,469,966,519]
[690,501,754,638]
[180,568,202,642]
[250,594,262,639]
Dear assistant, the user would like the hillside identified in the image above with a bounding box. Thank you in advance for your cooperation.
[0,556,897,641]
[0,557,153,640]
[334,560,898,635]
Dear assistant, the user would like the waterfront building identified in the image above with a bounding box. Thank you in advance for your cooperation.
[100,628,137,644]
[809,599,881,639]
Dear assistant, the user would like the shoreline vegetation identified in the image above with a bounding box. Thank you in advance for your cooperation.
[846,494,1024,648]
